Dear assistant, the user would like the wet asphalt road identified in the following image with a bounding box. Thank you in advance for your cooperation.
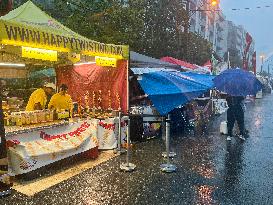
[2,94,273,205]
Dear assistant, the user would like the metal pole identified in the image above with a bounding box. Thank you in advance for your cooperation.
[118,112,122,151]
[162,115,176,158]
[126,119,130,166]
[261,56,264,72]
[185,0,190,33]
[127,50,130,113]
[160,115,177,173]
[120,118,136,172]
[166,119,170,165]
[185,0,190,60]
[114,112,126,154]
[161,116,165,141]
[227,51,230,69]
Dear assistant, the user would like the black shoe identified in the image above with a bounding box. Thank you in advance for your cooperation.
[238,134,246,141]
[226,136,232,141]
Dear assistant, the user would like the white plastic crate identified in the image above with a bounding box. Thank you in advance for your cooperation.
[220,121,228,135]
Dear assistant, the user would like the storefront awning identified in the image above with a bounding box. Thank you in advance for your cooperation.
[0,1,129,60]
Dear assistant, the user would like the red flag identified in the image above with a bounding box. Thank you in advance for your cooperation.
[244,32,253,56]
[243,32,253,70]
[252,51,256,74]
[246,32,252,45]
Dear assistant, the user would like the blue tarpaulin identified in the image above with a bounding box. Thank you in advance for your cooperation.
[29,68,56,78]
[180,72,215,88]
[137,71,215,115]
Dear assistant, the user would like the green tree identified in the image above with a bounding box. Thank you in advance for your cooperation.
[133,0,212,65]
[12,0,212,65]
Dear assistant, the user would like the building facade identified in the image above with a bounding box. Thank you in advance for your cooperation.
[226,21,255,70]
[184,0,255,71]
[184,0,227,58]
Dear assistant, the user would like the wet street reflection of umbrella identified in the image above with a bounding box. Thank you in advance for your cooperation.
[213,68,263,96]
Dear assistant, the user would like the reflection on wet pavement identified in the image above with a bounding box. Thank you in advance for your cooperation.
[2,94,273,204]
[195,185,216,204]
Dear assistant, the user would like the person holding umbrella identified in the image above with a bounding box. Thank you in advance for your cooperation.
[213,68,263,141]
[226,95,246,141]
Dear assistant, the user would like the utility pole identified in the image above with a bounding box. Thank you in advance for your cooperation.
[185,0,190,61]
[260,55,264,72]
[185,0,190,34]
[227,51,230,69]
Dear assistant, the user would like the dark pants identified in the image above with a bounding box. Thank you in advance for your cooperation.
[130,115,144,142]
[227,105,245,136]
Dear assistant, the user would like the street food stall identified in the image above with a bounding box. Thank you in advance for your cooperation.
[0,1,129,176]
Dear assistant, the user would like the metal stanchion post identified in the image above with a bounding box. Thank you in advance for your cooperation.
[162,115,176,158]
[161,116,165,141]
[160,115,177,173]
[120,118,136,172]
[115,112,126,154]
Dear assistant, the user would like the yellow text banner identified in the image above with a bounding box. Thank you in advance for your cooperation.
[95,56,117,67]
[22,46,58,61]
[0,20,129,60]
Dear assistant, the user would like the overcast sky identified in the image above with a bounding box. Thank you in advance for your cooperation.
[221,0,273,70]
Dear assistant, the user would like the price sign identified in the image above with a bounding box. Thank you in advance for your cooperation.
[95,56,117,67]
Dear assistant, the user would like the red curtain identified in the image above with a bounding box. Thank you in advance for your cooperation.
[56,60,128,112]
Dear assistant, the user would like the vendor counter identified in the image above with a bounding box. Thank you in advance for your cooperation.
[5,117,128,176]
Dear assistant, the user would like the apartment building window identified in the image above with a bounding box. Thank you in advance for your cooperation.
[209,31,214,43]
[201,11,206,20]
[190,19,196,32]
[190,2,196,11]
[200,26,205,38]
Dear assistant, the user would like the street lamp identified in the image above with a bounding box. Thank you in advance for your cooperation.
[260,54,265,72]
[211,0,219,7]
[266,62,273,76]
[188,0,220,12]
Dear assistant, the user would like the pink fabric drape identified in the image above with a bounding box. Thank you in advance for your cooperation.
[161,56,198,70]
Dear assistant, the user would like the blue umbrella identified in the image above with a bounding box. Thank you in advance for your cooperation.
[213,68,263,96]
